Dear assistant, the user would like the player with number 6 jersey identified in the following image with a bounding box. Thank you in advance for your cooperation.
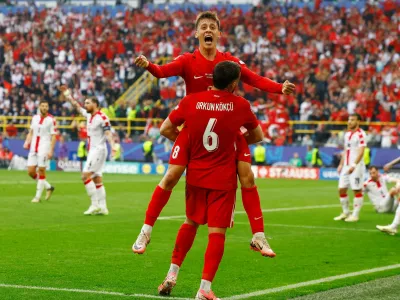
[132,10,294,258]
[334,114,366,223]
[157,61,264,300]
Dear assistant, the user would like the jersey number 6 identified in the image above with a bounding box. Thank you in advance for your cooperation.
[203,118,219,152]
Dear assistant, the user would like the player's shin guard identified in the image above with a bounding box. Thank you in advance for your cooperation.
[202,233,225,283]
[96,184,107,209]
[84,179,98,207]
[340,194,350,214]
[171,223,197,267]
[35,175,46,199]
[144,185,172,226]
[391,204,400,229]
[241,186,264,234]
[352,193,363,217]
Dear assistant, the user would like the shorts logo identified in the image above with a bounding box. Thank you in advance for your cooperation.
[244,153,250,157]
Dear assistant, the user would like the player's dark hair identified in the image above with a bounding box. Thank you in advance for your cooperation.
[213,61,241,90]
[369,166,379,171]
[39,99,49,105]
[88,97,100,107]
[350,113,362,121]
[195,11,221,30]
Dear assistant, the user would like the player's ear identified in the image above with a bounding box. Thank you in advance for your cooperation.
[195,30,199,39]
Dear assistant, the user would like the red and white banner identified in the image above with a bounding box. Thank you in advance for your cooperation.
[253,166,320,180]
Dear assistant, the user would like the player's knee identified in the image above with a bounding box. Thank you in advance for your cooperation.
[38,168,46,176]
[184,218,199,228]
[239,170,255,188]
[81,173,91,182]
[208,227,227,234]
[338,188,347,196]
[160,170,180,190]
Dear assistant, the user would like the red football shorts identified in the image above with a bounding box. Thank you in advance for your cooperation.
[185,183,237,228]
[235,133,251,164]
[169,128,190,166]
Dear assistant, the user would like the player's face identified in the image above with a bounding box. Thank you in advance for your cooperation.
[369,168,379,180]
[347,116,359,130]
[84,99,95,113]
[195,19,221,50]
[39,102,49,115]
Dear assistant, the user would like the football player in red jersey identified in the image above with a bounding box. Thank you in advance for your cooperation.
[157,61,264,300]
[133,11,295,256]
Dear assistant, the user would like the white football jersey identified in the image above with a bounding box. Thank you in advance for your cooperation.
[80,107,111,150]
[29,114,57,154]
[343,129,366,166]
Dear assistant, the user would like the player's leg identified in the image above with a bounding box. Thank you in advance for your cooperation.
[93,175,108,215]
[158,218,199,296]
[334,167,351,220]
[158,183,205,295]
[236,134,275,257]
[37,155,55,201]
[345,166,364,222]
[133,130,189,254]
[195,189,235,299]
[81,150,101,215]
[27,153,40,202]
[377,198,400,235]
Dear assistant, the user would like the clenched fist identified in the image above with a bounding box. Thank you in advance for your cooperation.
[135,55,149,68]
[282,80,296,95]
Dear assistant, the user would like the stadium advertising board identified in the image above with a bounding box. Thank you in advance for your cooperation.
[319,168,340,181]
[254,166,320,180]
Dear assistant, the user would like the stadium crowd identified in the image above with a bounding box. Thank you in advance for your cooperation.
[0,2,399,146]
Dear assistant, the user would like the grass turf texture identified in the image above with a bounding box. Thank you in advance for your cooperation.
[0,170,398,299]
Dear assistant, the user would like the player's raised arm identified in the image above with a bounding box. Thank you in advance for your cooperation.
[135,55,185,78]
[240,64,295,95]
[384,157,400,172]
[59,85,87,117]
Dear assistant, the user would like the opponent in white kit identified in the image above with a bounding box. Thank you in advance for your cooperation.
[61,86,115,215]
[23,100,56,203]
[363,166,400,214]
[334,114,366,222]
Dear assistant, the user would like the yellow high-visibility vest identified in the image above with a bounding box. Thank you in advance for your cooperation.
[254,145,266,163]
[77,141,87,158]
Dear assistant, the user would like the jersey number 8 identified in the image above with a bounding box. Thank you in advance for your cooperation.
[203,118,219,152]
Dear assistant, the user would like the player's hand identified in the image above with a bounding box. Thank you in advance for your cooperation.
[383,164,391,173]
[135,55,149,68]
[282,80,296,95]
[348,166,355,174]
[47,151,53,160]
[59,85,71,98]
[23,142,30,150]
[337,165,342,174]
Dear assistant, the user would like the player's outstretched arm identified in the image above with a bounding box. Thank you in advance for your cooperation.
[244,125,264,145]
[135,55,184,78]
[240,67,296,95]
[160,117,179,142]
[59,85,84,114]
[23,129,33,149]
[384,157,400,172]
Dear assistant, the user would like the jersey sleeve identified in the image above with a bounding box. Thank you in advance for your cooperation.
[50,117,57,135]
[358,131,366,147]
[228,54,283,94]
[146,55,185,78]
[100,114,111,131]
[169,96,187,126]
[241,100,259,130]
[79,107,89,118]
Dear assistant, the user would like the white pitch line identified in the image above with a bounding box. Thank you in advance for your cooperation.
[0,283,191,299]
[158,204,341,220]
[225,264,400,300]
[233,222,378,233]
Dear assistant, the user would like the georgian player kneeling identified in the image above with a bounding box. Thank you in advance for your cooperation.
[61,86,115,215]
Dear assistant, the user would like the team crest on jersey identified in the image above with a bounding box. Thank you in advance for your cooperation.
[239,60,245,65]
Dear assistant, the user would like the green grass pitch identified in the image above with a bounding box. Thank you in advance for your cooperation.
[0,170,398,299]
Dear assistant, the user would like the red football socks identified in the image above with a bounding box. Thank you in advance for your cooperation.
[202,233,225,282]
[171,223,198,266]
[241,186,264,234]
[144,185,172,226]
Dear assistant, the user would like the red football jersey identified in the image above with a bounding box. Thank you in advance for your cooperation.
[169,89,259,191]
[147,49,283,95]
